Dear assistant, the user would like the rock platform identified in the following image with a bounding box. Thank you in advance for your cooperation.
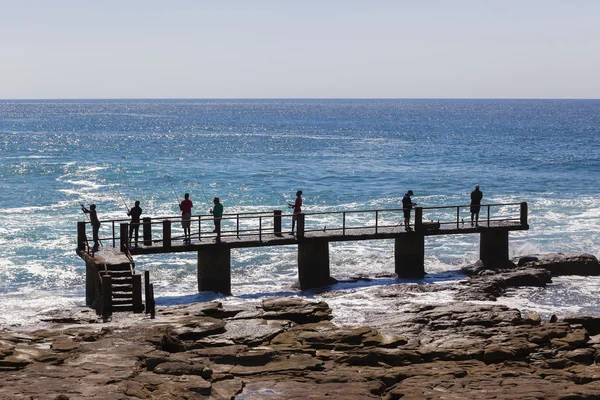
[2,252,600,399]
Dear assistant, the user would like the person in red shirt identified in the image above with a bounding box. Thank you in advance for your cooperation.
[288,190,303,235]
[179,193,193,244]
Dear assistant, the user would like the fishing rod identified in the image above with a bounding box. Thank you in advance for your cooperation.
[195,174,212,207]
[113,186,130,213]
[264,181,290,206]
[166,176,181,204]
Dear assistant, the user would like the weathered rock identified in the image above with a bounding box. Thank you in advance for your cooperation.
[514,252,600,276]
[261,297,333,323]
[3,297,600,399]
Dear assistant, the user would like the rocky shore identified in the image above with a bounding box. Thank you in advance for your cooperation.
[2,253,600,399]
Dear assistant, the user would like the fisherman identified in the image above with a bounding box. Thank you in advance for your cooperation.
[179,193,193,244]
[288,190,303,235]
[127,200,142,247]
[210,197,224,242]
[402,190,417,231]
[81,203,101,251]
[470,184,483,227]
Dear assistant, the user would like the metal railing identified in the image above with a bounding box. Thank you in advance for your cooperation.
[77,203,528,252]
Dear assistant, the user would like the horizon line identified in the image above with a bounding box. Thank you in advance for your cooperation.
[2,97,599,101]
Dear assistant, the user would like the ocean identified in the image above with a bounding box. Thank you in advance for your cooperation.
[1,99,599,328]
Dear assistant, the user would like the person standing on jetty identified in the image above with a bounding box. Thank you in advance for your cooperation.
[289,190,303,235]
[402,190,417,231]
[127,200,142,247]
[470,184,483,227]
[81,203,101,251]
[210,197,224,242]
[179,193,193,244]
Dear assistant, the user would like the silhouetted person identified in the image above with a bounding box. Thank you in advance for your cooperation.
[210,197,224,242]
[402,190,417,231]
[81,203,101,250]
[289,190,303,234]
[127,200,142,247]
[179,193,193,244]
[470,184,483,227]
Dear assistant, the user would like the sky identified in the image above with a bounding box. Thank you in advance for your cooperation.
[1,0,599,99]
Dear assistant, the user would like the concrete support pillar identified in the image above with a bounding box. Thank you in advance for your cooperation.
[101,274,112,317]
[85,260,97,307]
[395,234,425,278]
[298,239,330,290]
[143,217,152,246]
[132,274,143,313]
[198,247,232,295]
[480,230,509,267]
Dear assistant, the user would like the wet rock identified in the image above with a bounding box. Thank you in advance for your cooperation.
[513,252,600,276]
[261,297,333,324]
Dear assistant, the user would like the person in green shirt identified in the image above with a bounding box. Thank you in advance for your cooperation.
[210,197,224,242]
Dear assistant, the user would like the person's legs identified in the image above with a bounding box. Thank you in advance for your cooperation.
[291,214,297,233]
[92,224,100,249]
[403,210,411,231]
[475,211,479,227]
[214,219,221,242]
[133,224,139,246]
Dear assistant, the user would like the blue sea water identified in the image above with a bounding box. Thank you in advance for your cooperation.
[1,99,599,327]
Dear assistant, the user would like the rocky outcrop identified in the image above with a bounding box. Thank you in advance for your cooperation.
[513,252,600,276]
[3,297,600,399]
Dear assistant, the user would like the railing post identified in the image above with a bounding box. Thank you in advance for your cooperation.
[119,223,128,252]
[375,210,379,234]
[144,270,150,313]
[163,220,172,248]
[112,221,116,248]
[487,205,491,227]
[259,216,262,242]
[274,210,282,236]
[456,207,460,229]
[520,202,528,226]
[77,221,87,251]
[343,212,346,236]
[415,207,423,232]
[237,214,240,238]
[198,215,202,242]
[297,213,305,239]
[143,217,152,246]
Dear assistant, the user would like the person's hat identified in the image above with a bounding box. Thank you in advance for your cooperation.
[407,190,414,195]
[90,204,96,209]
[213,197,219,202]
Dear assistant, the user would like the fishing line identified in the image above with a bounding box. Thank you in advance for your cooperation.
[195,174,212,207]
[113,186,130,213]
[264,180,289,206]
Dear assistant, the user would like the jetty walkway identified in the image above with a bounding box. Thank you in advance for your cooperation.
[76,202,529,313]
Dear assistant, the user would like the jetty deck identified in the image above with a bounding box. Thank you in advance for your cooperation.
[76,202,529,310]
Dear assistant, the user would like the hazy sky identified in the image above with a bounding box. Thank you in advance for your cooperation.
[1,0,599,99]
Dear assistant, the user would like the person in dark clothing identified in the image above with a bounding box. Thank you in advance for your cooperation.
[402,190,417,231]
[210,197,224,242]
[127,200,142,247]
[81,203,101,250]
[470,184,483,227]
[179,193,193,244]
[288,190,303,234]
